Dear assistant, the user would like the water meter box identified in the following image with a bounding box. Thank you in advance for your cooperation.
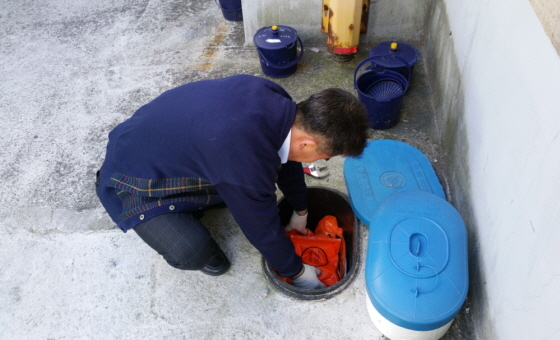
[365,191,468,339]
[262,187,361,300]
[343,140,445,227]
[344,140,468,339]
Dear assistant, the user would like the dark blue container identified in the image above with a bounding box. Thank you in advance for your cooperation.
[216,0,242,21]
[369,41,419,80]
[354,56,410,129]
[253,25,304,78]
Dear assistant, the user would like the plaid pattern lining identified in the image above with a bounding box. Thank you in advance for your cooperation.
[108,173,222,220]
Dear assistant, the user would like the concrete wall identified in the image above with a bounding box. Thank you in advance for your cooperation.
[426,0,560,339]
[530,0,560,55]
[242,0,324,45]
[242,0,429,47]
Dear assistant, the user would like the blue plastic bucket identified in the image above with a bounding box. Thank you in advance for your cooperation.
[216,0,242,21]
[253,25,304,78]
[354,56,410,129]
[369,41,419,80]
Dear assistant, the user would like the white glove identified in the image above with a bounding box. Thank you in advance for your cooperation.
[292,264,326,289]
[285,210,308,234]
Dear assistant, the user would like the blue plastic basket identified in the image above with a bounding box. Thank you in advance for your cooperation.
[354,56,410,129]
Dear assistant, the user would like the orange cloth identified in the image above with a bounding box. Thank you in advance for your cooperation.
[281,215,347,286]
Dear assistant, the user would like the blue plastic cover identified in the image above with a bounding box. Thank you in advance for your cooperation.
[365,191,469,331]
[253,25,298,50]
[369,41,419,68]
[343,140,445,226]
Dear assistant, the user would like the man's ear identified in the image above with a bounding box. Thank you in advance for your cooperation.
[296,135,319,150]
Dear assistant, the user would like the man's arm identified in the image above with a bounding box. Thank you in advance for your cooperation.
[215,182,303,277]
[276,161,307,211]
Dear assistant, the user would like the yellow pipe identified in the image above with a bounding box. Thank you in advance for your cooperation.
[321,0,330,33]
[322,0,368,56]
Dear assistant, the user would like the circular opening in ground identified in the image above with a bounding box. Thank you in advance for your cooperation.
[262,186,362,300]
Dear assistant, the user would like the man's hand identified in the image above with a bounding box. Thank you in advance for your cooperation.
[292,264,326,289]
[285,210,308,234]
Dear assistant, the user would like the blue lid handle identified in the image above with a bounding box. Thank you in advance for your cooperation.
[256,36,304,69]
[410,233,427,257]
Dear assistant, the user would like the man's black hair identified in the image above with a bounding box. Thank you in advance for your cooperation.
[295,88,369,157]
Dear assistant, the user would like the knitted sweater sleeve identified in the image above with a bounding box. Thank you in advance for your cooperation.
[276,161,308,212]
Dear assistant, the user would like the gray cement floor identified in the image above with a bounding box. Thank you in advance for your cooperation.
[0,1,472,339]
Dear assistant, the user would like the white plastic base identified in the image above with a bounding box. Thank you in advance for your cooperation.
[366,295,453,340]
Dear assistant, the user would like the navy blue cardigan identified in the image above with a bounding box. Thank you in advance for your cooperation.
[97,75,306,277]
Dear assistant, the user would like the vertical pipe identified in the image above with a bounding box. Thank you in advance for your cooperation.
[322,0,369,61]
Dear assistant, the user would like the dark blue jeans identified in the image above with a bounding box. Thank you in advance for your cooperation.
[133,211,221,271]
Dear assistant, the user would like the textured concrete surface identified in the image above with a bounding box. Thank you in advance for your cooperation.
[0,1,471,339]
[529,0,560,55]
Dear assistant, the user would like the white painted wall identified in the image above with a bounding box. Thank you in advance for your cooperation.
[444,0,560,338]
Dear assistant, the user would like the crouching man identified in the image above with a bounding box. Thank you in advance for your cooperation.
[96,75,369,289]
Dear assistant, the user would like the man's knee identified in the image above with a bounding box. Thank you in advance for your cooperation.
[162,241,213,271]
[133,212,223,272]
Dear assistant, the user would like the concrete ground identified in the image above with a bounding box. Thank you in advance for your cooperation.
[0,1,472,339]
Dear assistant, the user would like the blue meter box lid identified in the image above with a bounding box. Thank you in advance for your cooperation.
[365,191,469,331]
[344,140,445,226]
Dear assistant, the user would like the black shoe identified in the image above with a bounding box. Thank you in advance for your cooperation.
[200,248,230,276]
